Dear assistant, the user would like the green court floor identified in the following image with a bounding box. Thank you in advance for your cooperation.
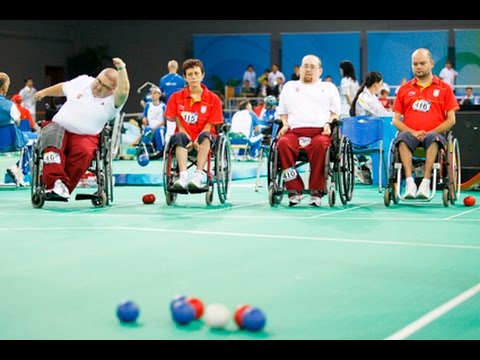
[0,166,479,339]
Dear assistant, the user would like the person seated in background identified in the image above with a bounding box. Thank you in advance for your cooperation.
[141,85,166,157]
[378,89,392,110]
[229,100,263,159]
[11,94,40,132]
[392,48,458,199]
[165,58,224,191]
[240,79,256,98]
[258,95,279,140]
[349,71,393,117]
[460,86,478,105]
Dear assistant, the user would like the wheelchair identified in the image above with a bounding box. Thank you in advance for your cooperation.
[162,125,232,206]
[383,131,461,207]
[267,119,355,207]
[30,118,118,209]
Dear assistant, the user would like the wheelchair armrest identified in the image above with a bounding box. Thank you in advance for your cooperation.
[220,123,231,133]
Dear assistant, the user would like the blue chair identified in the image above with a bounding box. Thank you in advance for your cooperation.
[341,116,385,192]
[18,119,32,132]
[0,123,32,186]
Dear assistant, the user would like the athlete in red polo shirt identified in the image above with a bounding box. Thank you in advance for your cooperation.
[392,48,459,199]
[165,58,224,191]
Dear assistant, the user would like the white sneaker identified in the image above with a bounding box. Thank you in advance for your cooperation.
[403,181,417,199]
[288,194,304,207]
[7,165,26,187]
[187,172,204,190]
[416,180,431,199]
[53,179,70,199]
[172,176,188,190]
[309,196,321,207]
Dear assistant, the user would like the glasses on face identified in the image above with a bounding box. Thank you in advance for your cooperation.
[95,77,114,91]
[301,64,319,70]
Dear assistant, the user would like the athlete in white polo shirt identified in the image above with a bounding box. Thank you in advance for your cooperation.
[276,54,341,207]
[34,57,130,200]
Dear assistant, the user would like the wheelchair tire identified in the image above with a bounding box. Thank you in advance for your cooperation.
[206,188,214,205]
[215,135,232,204]
[92,193,107,208]
[268,183,277,207]
[32,188,45,209]
[442,188,449,207]
[384,187,391,207]
[328,188,335,207]
[165,192,177,206]
[448,138,461,205]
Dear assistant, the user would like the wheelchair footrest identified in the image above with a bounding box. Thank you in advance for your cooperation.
[75,193,101,201]
[44,192,69,202]
[166,187,189,194]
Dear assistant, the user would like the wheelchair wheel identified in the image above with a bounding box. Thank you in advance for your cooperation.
[442,187,450,207]
[165,192,177,206]
[384,186,392,207]
[215,135,232,204]
[267,141,283,207]
[30,145,45,209]
[105,147,113,205]
[92,193,107,208]
[337,136,354,205]
[448,137,461,205]
[163,143,177,206]
[328,187,335,207]
[206,187,214,205]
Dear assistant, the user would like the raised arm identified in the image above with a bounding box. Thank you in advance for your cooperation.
[112,57,130,108]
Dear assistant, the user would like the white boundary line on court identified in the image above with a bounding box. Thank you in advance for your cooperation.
[385,282,480,340]
[1,226,479,250]
[442,206,480,220]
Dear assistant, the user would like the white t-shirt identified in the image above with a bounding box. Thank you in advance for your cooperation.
[53,75,123,135]
[439,67,458,89]
[276,80,341,129]
[143,102,166,129]
[19,85,37,117]
[339,77,359,118]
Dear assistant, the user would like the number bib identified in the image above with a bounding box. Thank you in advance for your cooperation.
[412,99,431,113]
[282,167,298,182]
[299,137,311,148]
[181,111,198,124]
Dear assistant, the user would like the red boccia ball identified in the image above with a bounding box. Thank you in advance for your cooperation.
[234,304,251,328]
[142,193,156,204]
[463,195,476,207]
[187,297,204,319]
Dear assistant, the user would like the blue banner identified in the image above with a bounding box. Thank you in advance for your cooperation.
[368,31,448,92]
[193,34,271,92]
[454,29,480,88]
[281,32,361,86]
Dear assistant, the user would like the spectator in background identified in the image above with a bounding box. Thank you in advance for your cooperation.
[140,91,152,109]
[272,76,284,98]
[350,71,392,117]
[460,86,478,105]
[257,69,270,88]
[141,85,166,156]
[339,60,359,118]
[323,75,333,83]
[240,79,256,97]
[291,65,300,80]
[378,89,392,110]
[242,65,257,91]
[11,94,40,132]
[19,77,37,123]
[439,59,458,92]
[160,60,186,103]
[267,64,286,91]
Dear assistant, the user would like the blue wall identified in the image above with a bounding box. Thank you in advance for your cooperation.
[367,31,449,92]
[281,33,361,86]
[193,34,271,90]
[455,29,480,91]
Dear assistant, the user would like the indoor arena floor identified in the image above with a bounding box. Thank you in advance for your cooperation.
[0,162,479,340]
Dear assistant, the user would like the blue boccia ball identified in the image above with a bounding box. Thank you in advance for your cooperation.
[242,307,266,331]
[137,153,150,167]
[116,300,140,323]
[171,301,195,325]
[170,295,187,311]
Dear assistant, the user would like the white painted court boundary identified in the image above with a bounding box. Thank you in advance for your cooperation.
[385,282,480,340]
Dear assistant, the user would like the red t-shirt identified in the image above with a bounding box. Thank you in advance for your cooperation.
[15,103,35,128]
[392,76,459,132]
[165,83,224,140]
